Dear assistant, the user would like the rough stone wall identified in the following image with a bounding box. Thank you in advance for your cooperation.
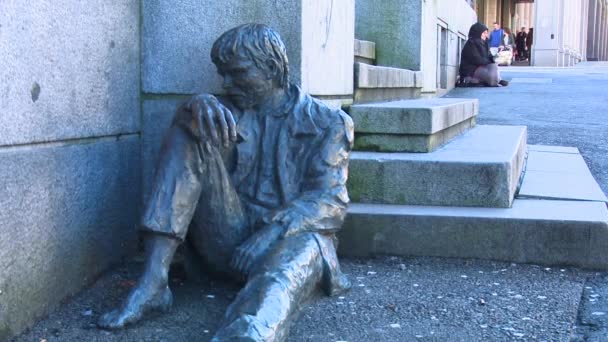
[355,0,423,70]
[0,1,141,339]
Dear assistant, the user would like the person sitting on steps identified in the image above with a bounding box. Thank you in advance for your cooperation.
[458,22,509,87]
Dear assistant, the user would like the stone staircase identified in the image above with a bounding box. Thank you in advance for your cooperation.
[354,39,423,103]
[340,40,608,269]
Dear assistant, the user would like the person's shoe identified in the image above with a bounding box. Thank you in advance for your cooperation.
[498,80,509,87]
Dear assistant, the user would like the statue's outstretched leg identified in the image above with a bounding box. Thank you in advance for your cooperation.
[212,233,324,342]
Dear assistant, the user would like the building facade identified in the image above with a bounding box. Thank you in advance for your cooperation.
[475,0,608,66]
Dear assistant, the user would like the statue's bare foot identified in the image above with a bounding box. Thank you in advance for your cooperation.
[97,283,172,329]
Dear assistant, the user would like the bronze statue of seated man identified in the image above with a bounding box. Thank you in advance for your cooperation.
[98,23,353,341]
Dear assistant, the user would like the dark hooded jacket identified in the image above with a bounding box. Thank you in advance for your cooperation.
[459,23,494,78]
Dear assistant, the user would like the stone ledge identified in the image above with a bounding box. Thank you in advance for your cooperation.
[519,145,608,202]
[339,200,608,270]
[347,125,527,208]
[354,39,375,61]
[355,62,423,89]
[353,117,476,152]
[349,98,479,135]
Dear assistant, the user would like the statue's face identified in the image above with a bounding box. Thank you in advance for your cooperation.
[218,55,275,110]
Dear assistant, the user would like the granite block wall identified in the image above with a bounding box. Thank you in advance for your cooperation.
[355,0,423,70]
[0,1,141,339]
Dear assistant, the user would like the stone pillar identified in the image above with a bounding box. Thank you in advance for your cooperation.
[533,0,561,66]
[584,0,596,59]
[600,0,604,59]
[524,3,534,29]
[581,0,589,61]
[604,2,608,59]
[558,0,565,66]
[598,1,606,61]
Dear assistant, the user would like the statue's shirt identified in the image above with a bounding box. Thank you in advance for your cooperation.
[237,111,285,209]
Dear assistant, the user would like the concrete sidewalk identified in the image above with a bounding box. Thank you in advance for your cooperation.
[11,64,608,342]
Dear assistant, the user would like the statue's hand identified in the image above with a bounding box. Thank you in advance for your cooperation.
[231,224,284,275]
[187,94,237,147]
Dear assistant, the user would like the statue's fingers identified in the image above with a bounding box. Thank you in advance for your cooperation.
[224,106,237,142]
[204,105,219,144]
[194,104,206,140]
[212,102,229,147]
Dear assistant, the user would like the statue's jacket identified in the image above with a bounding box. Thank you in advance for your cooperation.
[165,85,353,295]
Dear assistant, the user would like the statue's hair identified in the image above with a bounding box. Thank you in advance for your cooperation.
[211,23,289,88]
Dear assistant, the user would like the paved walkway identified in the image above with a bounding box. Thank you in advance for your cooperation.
[12,63,608,342]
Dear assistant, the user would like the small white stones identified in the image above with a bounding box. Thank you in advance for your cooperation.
[203,330,210,334]
[390,323,401,328]
[367,271,377,275]
[413,284,419,287]
[206,294,215,299]
[493,283,500,286]
[537,295,547,300]
[512,294,524,299]
[461,275,468,279]
[513,332,525,337]
[480,324,488,329]
[492,292,498,296]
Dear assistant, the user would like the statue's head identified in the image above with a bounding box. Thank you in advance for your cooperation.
[211,24,290,109]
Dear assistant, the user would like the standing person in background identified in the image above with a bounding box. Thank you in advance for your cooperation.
[489,22,505,55]
[502,28,515,64]
[516,27,528,61]
[526,28,534,63]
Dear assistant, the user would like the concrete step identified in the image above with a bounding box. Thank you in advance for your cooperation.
[349,98,479,152]
[339,199,608,269]
[348,125,527,208]
[354,62,423,102]
[519,145,608,202]
[354,39,376,64]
